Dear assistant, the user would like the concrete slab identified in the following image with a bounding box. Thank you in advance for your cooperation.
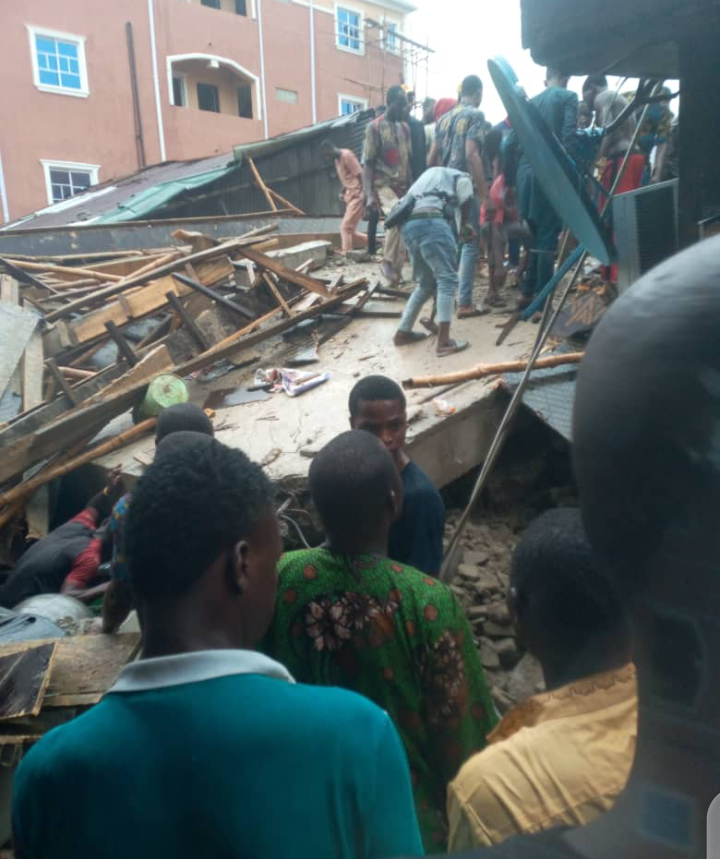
[92,262,537,491]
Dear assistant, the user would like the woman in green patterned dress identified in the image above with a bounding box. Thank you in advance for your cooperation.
[262,430,497,851]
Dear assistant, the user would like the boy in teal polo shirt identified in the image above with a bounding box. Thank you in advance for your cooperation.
[12,436,423,859]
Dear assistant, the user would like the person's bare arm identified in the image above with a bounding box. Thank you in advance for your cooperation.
[102,578,134,634]
[428,138,440,167]
[465,138,487,200]
[652,142,668,183]
[61,580,110,603]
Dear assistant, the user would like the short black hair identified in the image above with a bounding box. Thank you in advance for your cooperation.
[511,508,627,651]
[348,375,406,417]
[386,85,407,106]
[309,430,398,539]
[460,75,483,97]
[155,403,213,445]
[483,127,503,164]
[320,138,335,151]
[126,437,274,600]
[583,74,608,91]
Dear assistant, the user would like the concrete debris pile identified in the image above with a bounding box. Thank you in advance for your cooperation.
[0,225,377,548]
[445,515,544,713]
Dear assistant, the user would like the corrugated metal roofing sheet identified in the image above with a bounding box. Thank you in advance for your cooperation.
[500,364,577,442]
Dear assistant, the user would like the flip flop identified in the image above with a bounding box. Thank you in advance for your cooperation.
[457,307,490,319]
[394,331,429,346]
[437,340,469,358]
[486,295,507,307]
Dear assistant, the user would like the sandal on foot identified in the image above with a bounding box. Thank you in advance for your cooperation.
[394,331,429,346]
[437,339,469,357]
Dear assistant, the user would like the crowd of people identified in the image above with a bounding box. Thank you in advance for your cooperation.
[324,71,676,347]
[8,232,720,859]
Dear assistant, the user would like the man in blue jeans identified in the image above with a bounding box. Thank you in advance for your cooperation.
[430,74,490,317]
[393,166,475,357]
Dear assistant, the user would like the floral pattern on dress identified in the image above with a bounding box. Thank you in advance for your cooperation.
[261,548,497,852]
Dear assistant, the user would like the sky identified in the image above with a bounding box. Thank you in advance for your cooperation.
[404,0,621,122]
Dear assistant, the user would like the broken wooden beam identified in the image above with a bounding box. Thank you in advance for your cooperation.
[165,291,210,352]
[46,358,81,406]
[3,259,124,282]
[171,272,255,321]
[261,272,294,317]
[237,247,331,298]
[401,352,585,389]
[177,278,367,376]
[44,235,255,322]
[0,418,157,510]
[247,157,278,212]
[105,321,138,367]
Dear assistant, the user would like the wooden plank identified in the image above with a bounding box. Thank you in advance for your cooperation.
[0,418,156,509]
[105,321,138,366]
[268,187,305,216]
[172,272,256,321]
[177,278,367,376]
[0,274,19,303]
[165,291,210,352]
[85,344,172,406]
[67,275,184,345]
[238,247,331,298]
[262,272,293,316]
[44,236,256,323]
[3,259,124,282]
[0,304,40,398]
[247,156,278,211]
[22,330,44,412]
[0,643,57,721]
[46,358,81,405]
[0,634,141,705]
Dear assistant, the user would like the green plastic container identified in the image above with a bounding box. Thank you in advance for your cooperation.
[134,374,189,422]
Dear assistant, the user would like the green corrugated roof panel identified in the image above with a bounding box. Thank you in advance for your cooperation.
[95,164,238,223]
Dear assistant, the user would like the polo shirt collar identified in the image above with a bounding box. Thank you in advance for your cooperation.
[109,649,295,693]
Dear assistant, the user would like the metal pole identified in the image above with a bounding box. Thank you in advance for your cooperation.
[125,22,147,169]
[440,84,663,581]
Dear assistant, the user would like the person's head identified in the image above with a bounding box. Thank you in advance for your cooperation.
[460,74,483,108]
[577,100,592,129]
[422,97,437,124]
[348,375,407,466]
[125,436,279,650]
[574,235,720,715]
[544,66,571,89]
[155,402,214,446]
[582,74,608,110]
[483,127,504,165]
[386,85,408,121]
[309,430,402,553]
[320,137,339,163]
[510,508,631,687]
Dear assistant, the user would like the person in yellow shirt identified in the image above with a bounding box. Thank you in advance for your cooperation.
[447,507,637,850]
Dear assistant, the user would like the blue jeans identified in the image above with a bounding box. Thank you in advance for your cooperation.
[457,196,480,307]
[398,217,459,332]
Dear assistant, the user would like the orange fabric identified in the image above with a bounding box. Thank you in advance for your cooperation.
[601,152,645,281]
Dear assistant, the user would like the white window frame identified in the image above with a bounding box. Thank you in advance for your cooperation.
[384,21,400,55]
[338,94,368,116]
[166,54,262,120]
[171,71,188,106]
[40,160,99,206]
[334,4,364,55]
[27,25,89,98]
